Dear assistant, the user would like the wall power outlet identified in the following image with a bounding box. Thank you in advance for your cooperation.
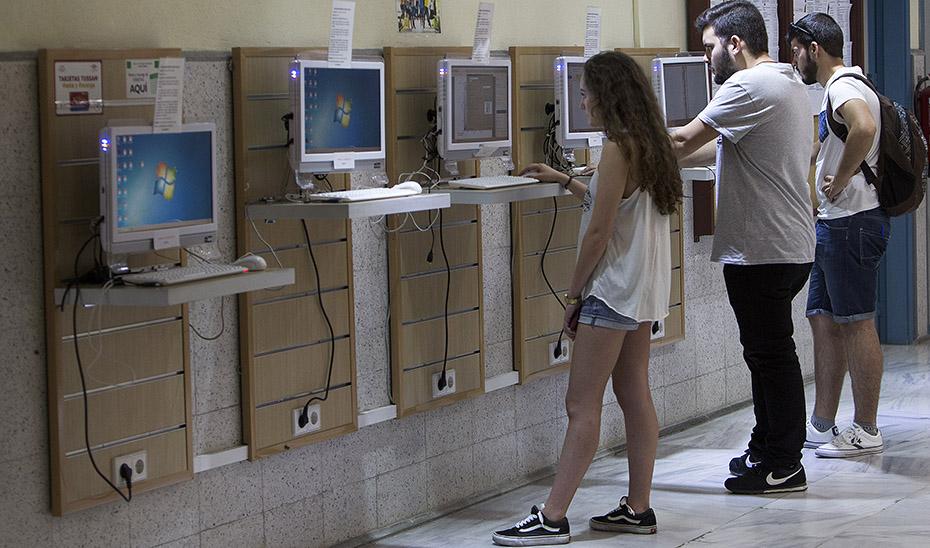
[112,450,147,487]
[431,369,456,398]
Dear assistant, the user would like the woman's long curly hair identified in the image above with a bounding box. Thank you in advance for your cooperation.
[583,51,683,215]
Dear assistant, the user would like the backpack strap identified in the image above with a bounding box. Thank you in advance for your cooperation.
[824,72,879,185]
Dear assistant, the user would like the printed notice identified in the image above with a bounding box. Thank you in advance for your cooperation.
[153,58,185,133]
[126,59,159,99]
[329,0,356,67]
[471,2,494,64]
[584,6,602,58]
[55,61,103,115]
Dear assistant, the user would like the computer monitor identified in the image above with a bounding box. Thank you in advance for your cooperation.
[554,56,604,150]
[289,59,386,174]
[98,123,218,255]
[437,58,512,162]
[652,56,711,131]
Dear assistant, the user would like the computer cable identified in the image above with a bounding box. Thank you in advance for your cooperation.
[540,197,568,359]
[297,219,336,428]
[61,225,133,503]
[436,208,452,391]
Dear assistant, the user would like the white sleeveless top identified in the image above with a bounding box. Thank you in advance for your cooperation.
[577,172,671,322]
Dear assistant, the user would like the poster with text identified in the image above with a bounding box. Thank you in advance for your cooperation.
[55,61,103,115]
[398,0,441,33]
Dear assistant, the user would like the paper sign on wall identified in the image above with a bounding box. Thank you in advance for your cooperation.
[471,2,494,64]
[55,61,103,115]
[153,58,185,133]
[584,6,602,58]
[329,0,356,67]
[126,59,159,99]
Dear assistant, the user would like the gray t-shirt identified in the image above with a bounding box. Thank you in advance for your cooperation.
[698,62,815,265]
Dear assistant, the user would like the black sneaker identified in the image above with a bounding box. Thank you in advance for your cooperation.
[492,505,570,546]
[728,450,761,476]
[724,463,807,494]
[589,496,657,534]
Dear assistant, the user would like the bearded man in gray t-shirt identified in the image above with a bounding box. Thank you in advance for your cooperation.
[670,1,815,496]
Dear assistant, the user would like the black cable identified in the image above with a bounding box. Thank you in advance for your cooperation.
[297,219,336,428]
[189,297,225,341]
[67,230,132,503]
[540,197,568,359]
[437,209,451,391]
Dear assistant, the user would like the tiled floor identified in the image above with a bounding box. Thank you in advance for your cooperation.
[370,343,930,547]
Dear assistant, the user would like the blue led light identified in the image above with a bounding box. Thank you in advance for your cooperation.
[290,69,299,80]
[100,137,110,151]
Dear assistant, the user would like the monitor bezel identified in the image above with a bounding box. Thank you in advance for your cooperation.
[652,56,712,132]
[437,57,513,159]
[99,123,218,255]
[291,59,387,171]
[554,56,604,149]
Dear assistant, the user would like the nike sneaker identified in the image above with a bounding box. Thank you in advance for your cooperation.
[589,496,657,534]
[729,450,761,476]
[492,505,570,546]
[724,463,807,494]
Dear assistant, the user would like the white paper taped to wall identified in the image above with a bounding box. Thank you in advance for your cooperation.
[328,0,356,67]
[584,6,602,58]
[472,2,494,64]
[153,58,184,133]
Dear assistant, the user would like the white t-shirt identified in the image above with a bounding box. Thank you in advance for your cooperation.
[816,66,881,219]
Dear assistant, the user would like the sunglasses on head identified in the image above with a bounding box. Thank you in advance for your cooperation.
[789,22,816,42]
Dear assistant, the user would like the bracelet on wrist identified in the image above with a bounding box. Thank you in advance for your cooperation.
[564,293,581,306]
[562,175,574,189]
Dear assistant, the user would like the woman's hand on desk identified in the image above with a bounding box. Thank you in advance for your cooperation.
[519,163,569,185]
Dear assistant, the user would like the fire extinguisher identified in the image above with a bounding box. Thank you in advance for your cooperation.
[914,75,930,155]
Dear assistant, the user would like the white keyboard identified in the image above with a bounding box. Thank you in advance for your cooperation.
[307,187,420,202]
[121,263,247,286]
[447,176,539,190]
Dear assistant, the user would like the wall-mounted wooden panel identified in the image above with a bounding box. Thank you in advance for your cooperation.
[233,47,358,459]
[39,48,195,516]
[385,48,486,417]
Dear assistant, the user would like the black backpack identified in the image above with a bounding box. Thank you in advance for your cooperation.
[826,72,927,216]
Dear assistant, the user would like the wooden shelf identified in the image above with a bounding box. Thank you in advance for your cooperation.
[55,269,295,307]
[246,193,450,220]
[436,182,568,205]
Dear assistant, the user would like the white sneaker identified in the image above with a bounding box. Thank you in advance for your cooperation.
[805,419,839,448]
[815,423,884,458]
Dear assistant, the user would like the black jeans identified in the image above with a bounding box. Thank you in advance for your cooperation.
[724,262,813,470]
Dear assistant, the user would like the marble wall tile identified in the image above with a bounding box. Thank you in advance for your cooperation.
[197,460,263,530]
[426,445,476,509]
[472,433,519,496]
[319,413,426,489]
[484,339,515,379]
[514,371,569,430]
[474,386,517,442]
[0,455,52,546]
[128,480,200,548]
[323,477,379,546]
[376,461,429,527]
[261,442,326,510]
[52,501,130,548]
[263,497,325,548]
[0,326,47,464]
[200,514,264,548]
[193,406,242,456]
[424,397,477,458]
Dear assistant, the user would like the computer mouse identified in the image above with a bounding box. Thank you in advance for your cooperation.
[393,181,423,193]
[233,255,267,271]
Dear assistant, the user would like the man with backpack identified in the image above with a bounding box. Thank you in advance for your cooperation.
[788,13,898,458]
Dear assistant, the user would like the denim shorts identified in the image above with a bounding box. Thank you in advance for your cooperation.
[806,207,891,323]
[577,295,641,331]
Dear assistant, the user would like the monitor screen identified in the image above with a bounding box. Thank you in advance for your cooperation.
[662,61,710,128]
[450,65,509,145]
[302,66,382,154]
[113,130,214,234]
[566,62,599,134]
